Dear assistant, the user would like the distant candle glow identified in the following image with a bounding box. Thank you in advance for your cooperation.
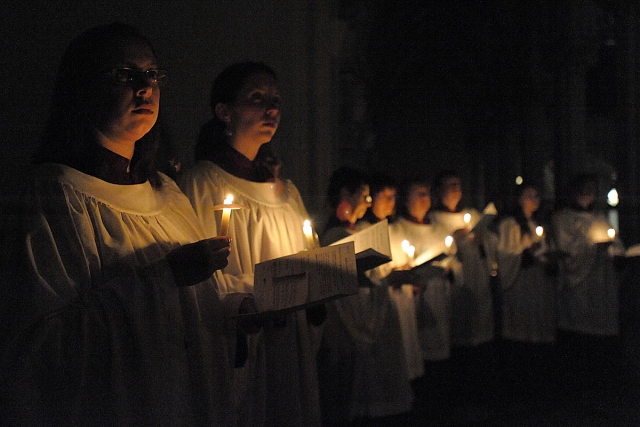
[515,176,523,185]
[536,226,544,237]
[608,228,616,239]
[607,188,619,207]
[445,235,453,249]
[303,219,314,249]
[463,212,471,224]
[401,239,415,259]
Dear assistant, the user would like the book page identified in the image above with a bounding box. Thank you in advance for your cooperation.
[253,242,358,314]
[330,219,391,270]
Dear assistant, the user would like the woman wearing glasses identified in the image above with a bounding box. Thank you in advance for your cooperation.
[1,23,234,426]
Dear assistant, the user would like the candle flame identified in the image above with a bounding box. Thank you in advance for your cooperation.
[445,235,453,248]
[223,194,234,205]
[463,212,471,224]
[536,226,544,237]
[608,228,616,239]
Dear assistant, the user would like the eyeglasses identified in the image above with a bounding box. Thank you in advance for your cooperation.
[103,68,168,87]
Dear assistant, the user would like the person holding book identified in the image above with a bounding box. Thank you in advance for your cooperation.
[0,23,235,426]
[428,170,498,417]
[494,182,556,402]
[368,176,462,418]
[551,173,626,405]
[318,166,413,426]
[179,62,324,427]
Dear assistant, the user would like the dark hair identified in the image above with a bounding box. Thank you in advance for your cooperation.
[33,23,162,187]
[396,176,430,218]
[195,61,277,162]
[326,166,369,210]
[567,172,599,211]
[431,170,461,211]
[512,183,540,236]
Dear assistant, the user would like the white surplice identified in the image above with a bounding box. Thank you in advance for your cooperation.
[179,160,322,427]
[429,209,496,347]
[319,224,413,422]
[371,217,457,362]
[1,163,234,427]
[551,208,623,336]
[496,217,556,343]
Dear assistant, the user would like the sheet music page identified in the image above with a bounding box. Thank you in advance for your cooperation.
[254,242,358,313]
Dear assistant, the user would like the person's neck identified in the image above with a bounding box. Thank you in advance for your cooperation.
[96,130,135,164]
[230,137,262,162]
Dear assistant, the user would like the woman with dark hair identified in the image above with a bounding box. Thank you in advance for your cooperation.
[179,62,323,427]
[1,23,235,426]
[495,183,556,401]
[318,166,413,427]
[358,171,397,227]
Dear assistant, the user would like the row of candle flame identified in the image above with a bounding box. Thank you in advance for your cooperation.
[219,197,616,254]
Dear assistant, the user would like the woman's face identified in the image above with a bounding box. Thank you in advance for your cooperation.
[519,187,540,216]
[93,39,160,146]
[440,176,462,211]
[227,72,281,147]
[407,184,431,220]
[372,187,397,220]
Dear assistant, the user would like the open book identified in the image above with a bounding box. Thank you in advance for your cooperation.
[471,203,498,233]
[410,252,450,281]
[251,242,358,315]
[330,219,392,271]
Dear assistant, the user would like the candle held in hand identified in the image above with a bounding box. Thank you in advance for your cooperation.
[219,195,233,236]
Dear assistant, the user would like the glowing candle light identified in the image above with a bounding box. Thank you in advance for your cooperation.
[401,239,415,261]
[303,219,314,250]
[445,235,453,253]
[536,226,544,237]
[608,228,616,239]
[219,194,234,236]
[463,212,471,225]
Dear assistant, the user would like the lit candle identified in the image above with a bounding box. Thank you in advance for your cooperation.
[401,239,415,261]
[303,219,314,250]
[445,235,453,253]
[219,194,233,236]
[608,228,616,239]
[536,226,544,237]
[463,212,471,226]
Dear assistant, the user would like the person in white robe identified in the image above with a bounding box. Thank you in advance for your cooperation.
[0,24,235,426]
[495,183,556,401]
[179,62,324,427]
[368,177,462,420]
[551,174,626,404]
[319,166,413,425]
[428,170,498,415]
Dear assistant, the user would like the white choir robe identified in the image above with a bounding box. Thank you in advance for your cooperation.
[320,224,413,421]
[369,217,459,364]
[1,164,235,426]
[429,209,497,347]
[179,160,322,427]
[496,217,556,343]
[551,208,624,336]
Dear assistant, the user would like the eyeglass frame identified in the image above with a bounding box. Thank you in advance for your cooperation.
[102,67,168,87]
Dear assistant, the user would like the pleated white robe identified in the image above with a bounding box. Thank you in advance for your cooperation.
[179,160,322,427]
